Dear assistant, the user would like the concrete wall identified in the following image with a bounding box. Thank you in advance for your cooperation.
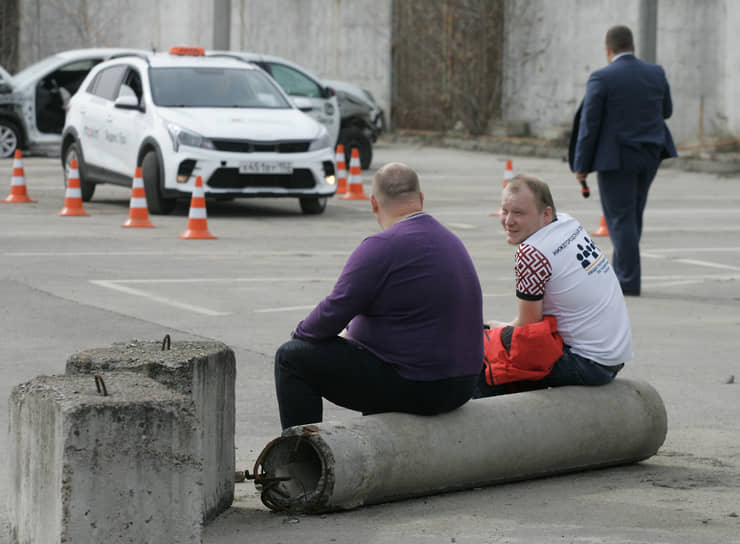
[229,0,393,131]
[501,0,732,146]
[14,0,738,146]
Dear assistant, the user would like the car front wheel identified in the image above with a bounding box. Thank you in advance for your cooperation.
[141,151,176,215]
[63,142,96,201]
[0,119,20,158]
[299,196,327,215]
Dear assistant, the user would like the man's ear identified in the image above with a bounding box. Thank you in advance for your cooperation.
[419,191,424,208]
[370,195,379,214]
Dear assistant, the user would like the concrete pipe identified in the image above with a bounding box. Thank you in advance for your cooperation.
[253,378,667,513]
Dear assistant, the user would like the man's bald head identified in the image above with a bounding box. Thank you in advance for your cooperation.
[372,162,421,207]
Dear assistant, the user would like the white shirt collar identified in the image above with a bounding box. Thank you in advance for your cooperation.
[611,52,634,63]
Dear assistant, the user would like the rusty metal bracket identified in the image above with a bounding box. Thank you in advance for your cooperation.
[161,334,171,351]
[94,374,108,396]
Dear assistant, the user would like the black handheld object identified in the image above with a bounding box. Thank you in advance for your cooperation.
[579,179,590,198]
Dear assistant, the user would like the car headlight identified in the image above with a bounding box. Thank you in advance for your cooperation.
[166,122,215,152]
[308,129,330,151]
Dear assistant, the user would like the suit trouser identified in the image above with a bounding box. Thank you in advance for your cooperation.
[597,148,660,294]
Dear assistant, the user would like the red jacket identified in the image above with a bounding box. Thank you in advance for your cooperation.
[483,316,563,385]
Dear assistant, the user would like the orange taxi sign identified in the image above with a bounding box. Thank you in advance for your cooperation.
[169,46,205,56]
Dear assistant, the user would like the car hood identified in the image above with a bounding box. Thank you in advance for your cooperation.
[158,107,323,141]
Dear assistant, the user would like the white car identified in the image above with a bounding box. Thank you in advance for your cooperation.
[0,48,145,158]
[208,51,340,147]
[61,47,336,214]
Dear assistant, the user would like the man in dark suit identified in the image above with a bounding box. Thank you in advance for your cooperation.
[573,25,677,296]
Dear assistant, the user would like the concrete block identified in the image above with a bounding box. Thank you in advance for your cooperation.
[254,379,667,513]
[8,373,202,544]
[65,339,236,522]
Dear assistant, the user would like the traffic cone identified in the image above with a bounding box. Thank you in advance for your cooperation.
[3,149,36,203]
[592,215,609,237]
[490,159,514,216]
[335,144,347,195]
[339,148,369,200]
[122,167,154,228]
[179,176,216,239]
[58,158,89,216]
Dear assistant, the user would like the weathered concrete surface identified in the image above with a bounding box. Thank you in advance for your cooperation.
[256,379,666,513]
[8,373,201,544]
[66,339,236,522]
[1,147,738,543]
[16,0,740,145]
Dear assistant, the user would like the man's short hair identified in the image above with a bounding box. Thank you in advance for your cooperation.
[373,162,420,205]
[606,25,635,53]
[505,174,557,218]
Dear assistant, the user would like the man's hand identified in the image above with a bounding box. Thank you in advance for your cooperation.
[576,172,588,183]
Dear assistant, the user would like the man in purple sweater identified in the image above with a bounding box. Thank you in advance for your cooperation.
[274,162,484,429]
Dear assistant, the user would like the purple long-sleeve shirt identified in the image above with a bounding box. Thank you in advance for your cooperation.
[294,213,484,380]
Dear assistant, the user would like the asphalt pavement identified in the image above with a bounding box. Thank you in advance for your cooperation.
[1,141,738,543]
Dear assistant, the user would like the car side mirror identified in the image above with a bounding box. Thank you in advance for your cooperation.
[0,83,12,94]
[292,97,313,112]
[322,86,336,99]
[114,94,143,111]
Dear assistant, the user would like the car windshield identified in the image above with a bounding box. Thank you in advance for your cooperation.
[150,67,291,108]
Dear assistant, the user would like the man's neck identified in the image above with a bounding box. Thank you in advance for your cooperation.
[382,208,424,230]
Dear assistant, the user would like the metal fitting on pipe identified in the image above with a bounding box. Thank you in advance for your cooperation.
[253,379,667,513]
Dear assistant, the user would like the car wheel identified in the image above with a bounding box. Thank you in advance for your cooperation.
[0,119,20,159]
[141,151,176,215]
[341,127,373,170]
[299,196,327,215]
[63,142,96,201]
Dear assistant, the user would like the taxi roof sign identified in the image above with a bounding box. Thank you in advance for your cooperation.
[169,46,205,56]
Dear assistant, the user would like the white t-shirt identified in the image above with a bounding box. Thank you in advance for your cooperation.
[514,213,633,365]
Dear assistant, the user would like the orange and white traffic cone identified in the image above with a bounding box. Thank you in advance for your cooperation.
[335,144,347,195]
[58,158,89,216]
[592,215,609,237]
[122,167,154,228]
[179,176,216,239]
[490,159,514,216]
[3,149,36,203]
[339,148,369,200]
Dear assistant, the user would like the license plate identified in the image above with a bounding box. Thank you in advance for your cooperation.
[239,161,293,174]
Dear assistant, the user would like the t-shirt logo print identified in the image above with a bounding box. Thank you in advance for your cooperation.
[575,236,600,269]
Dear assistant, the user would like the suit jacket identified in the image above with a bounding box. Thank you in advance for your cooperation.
[573,54,677,174]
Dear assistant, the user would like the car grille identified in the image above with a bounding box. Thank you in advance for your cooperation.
[207,168,316,189]
[210,140,311,153]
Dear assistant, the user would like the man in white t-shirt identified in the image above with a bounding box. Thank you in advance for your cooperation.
[475,173,632,396]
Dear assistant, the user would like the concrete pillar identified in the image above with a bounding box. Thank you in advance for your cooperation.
[254,379,667,513]
[8,373,202,544]
[65,338,236,522]
[638,0,658,63]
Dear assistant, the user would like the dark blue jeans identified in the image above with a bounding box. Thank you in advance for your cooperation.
[275,337,478,429]
[473,344,623,397]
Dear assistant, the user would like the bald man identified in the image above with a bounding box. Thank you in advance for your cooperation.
[274,162,483,429]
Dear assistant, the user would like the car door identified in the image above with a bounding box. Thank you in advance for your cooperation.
[106,67,148,178]
[262,62,340,146]
[35,58,102,137]
[79,64,126,172]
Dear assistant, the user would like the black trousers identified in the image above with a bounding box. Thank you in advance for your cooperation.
[274,337,479,429]
[597,144,661,295]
